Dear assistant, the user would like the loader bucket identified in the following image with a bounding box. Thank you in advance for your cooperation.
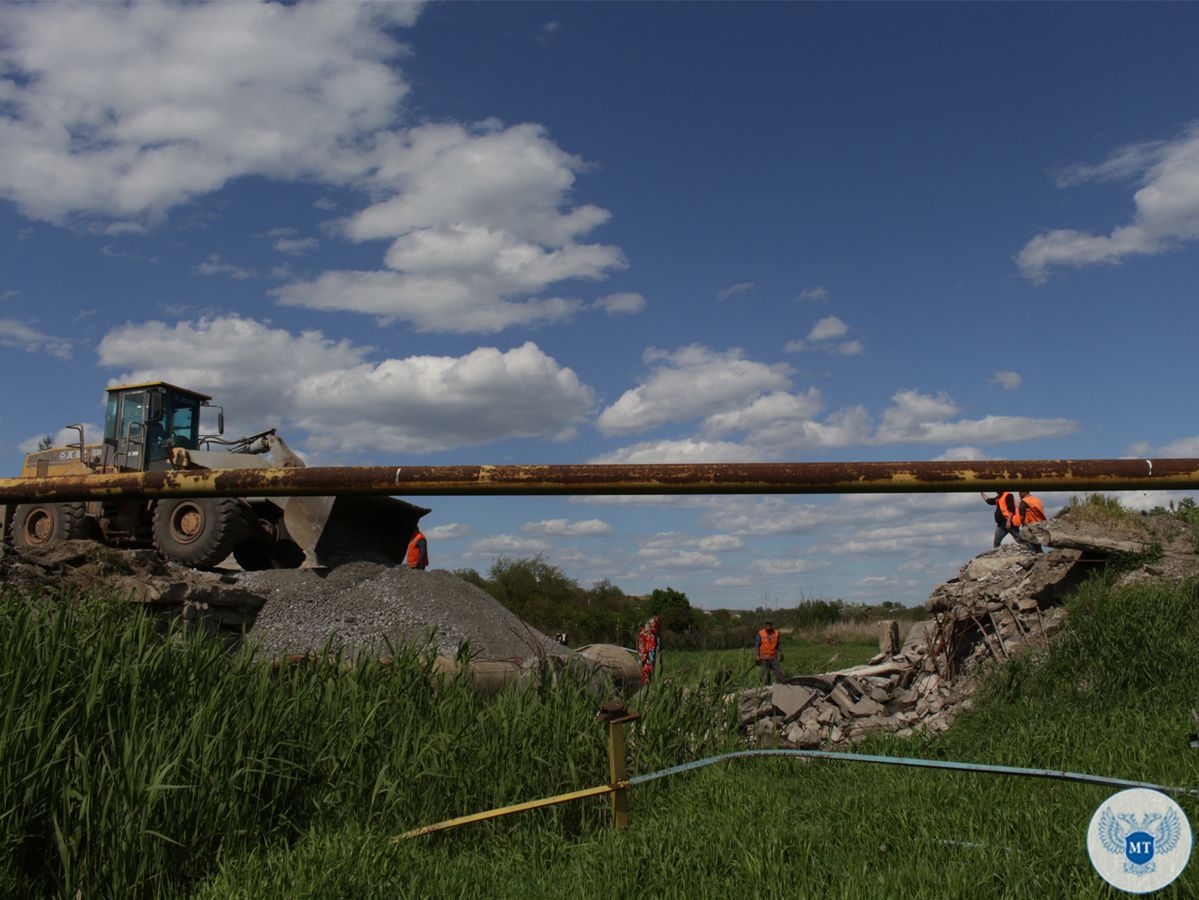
[282,495,430,568]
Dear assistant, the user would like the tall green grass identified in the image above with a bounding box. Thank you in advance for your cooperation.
[0,587,734,898]
[6,574,1199,897]
[198,573,1199,899]
[663,630,879,690]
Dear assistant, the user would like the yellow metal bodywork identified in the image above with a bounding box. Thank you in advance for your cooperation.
[105,381,212,402]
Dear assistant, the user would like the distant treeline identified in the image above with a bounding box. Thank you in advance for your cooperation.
[453,556,924,650]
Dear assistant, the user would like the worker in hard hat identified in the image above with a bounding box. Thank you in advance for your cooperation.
[756,620,784,685]
[1011,490,1046,553]
[406,528,428,570]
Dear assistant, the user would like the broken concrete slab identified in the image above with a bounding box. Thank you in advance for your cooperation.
[878,619,900,655]
[827,684,857,716]
[771,683,817,722]
[848,696,885,718]
[1028,520,1150,556]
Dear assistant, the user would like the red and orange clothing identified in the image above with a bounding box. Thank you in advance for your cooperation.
[756,627,780,660]
[406,531,428,569]
[756,626,784,684]
[1012,495,1046,527]
[986,491,1018,526]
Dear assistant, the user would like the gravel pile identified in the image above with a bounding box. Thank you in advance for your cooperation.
[239,562,570,662]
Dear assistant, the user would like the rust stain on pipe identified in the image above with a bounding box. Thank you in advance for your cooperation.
[1,459,1197,504]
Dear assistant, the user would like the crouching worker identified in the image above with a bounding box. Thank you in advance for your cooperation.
[756,620,784,685]
[1011,490,1046,553]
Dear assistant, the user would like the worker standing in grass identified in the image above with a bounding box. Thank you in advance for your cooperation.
[637,616,661,685]
[1011,490,1047,553]
[406,528,429,570]
[756,620,784,685]
[982,490,1019,547]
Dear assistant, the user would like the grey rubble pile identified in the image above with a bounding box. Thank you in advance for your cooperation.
[240,562,570,662]
[735,513,1184,749]
[0,540,264,628]
[0,540,569,664]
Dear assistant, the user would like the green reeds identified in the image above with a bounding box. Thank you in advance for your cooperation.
[0,586,735,897]
[199,574,1199,899]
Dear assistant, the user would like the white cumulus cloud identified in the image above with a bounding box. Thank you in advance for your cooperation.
[990,371,1022,390]
[0,4,628,336]
[697,534,743,552]
[274,237,319,256]
[874,389,1077,445]
[794,286,829,303]
[194,254,254,280]
[1018,121,1199,282]
[750,558,823,575]
[594,292,647,315]
[523,518,612,537]
[636,548,721,570]
[96,315,596,455]
[588,439,761,464]
[717,281,754,301]
[0,1,418,224]
[785,316,864,355]
[807,315,849,342]
[275,121,627,331]
[596,345,792,435]
[425,523,473,540]
[0,318,73,359]
[468,534,552,555]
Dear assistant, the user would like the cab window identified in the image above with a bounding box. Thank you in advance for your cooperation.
[104,395,119,443]
[168,396,198,449]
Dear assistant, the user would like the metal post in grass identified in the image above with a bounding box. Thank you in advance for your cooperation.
[598,701,639,829]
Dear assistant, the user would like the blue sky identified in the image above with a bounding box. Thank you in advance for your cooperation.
[3,2,1198,608]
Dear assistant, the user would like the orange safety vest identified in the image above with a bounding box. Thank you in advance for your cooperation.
[757,628,780,660]
[406,531,427,567]
[1012,496,1046,527]
[996,492,1016,520]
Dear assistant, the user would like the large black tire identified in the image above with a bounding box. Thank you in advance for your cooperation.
[152,498,244,568]
[11,502,92,550]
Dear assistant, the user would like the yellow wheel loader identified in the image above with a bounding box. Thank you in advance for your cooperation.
[2,381,429,569]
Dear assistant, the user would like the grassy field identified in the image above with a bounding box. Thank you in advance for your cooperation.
[662,622,881,690]
[3,575,1198,897]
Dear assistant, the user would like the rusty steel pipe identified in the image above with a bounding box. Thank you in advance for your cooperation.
[1,459,1198,504]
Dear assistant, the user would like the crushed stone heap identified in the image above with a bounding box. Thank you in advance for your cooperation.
[240,562,570,662]
[0,540,570,664]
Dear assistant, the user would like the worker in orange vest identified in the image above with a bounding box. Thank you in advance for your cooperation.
[982,490,1019,547]
[1011,490,1046,553]
[755,620,784,685]
[406,529,429,570]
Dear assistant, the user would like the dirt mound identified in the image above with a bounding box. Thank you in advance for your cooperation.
[239,563,569,662]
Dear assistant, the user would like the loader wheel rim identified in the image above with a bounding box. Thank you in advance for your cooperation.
[22,507,53,545]
[167,502,205,545]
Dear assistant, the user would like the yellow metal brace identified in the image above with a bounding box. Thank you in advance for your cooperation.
[395,702,641,840]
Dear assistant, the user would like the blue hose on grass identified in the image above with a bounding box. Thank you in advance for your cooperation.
[627,748,1199,798]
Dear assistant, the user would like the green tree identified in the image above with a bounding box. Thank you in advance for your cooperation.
[485,555,583,633]
[646,586,696,632]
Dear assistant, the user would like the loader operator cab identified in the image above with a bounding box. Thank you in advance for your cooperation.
[104,382,213,471]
